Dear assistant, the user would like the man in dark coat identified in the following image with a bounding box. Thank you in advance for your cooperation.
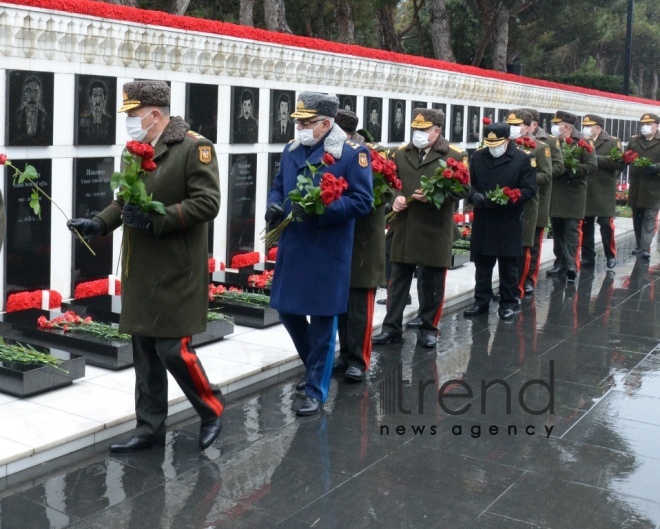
[67,81,224,453]
[372,108,470,347]
[579,114,624,268]
[234,89,258,143]
[332,110,387,382]
[547,110,597,281]
[626,113,660,260]
[505,109,551,297]
[266,93,373,415]
[463,122,537,320]
[523,108,564,291]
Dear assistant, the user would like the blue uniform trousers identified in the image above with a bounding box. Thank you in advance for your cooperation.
[278,312,338,402]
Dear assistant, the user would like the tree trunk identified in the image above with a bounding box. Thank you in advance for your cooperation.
[491,3,509,72]
[240,0,254,26]
[335,0,355,44]
[264,0,292,34]
[651,69,658,101]
[637,68,644,98]
[377,6,403,53]
[169,0,190,14]
[427,0,455,62]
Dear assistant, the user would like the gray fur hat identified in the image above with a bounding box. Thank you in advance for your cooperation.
[335,110,359,133]
[119,81,170,113]
[411,107,445,129]
[506,109,533,126]
[290,92,339,119]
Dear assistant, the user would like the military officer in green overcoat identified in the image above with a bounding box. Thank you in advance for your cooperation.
[579,114,624,268]
[547,110,597,281]
[67,81,224,452]
[626,113,660,260]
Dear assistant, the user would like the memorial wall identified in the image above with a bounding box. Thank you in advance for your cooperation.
[0,0,658,307]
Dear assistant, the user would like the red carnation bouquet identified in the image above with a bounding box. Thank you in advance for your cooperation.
[370,150,401,206]
[267,247,278,261]
[631,151,653,167]
[385,157,469,221]
[515,136,537,152]
[486,185,522,205]
[562,136,594,174]
[262,154,348,247]
[248,270,274,288]
[110,141,165,214]
[37,311,130,340]
[230,252,261,269]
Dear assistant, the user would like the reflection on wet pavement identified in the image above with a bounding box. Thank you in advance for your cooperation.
[1,240,660,528]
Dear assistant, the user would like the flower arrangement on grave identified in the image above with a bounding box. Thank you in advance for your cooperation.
[0,338,67,372]
[208,284,270,307]
[74,279,122,299]
[207,311,232,322]
[208,258,226,273]
[230,252,261,269]
[37,311,130,341]
[6,290,62,313]
[248,270,274,289]
[267,247,278,261]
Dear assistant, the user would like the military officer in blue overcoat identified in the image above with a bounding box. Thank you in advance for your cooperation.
[266,92,373,416]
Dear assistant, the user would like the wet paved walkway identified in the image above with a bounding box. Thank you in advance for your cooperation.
[2,235,660,528]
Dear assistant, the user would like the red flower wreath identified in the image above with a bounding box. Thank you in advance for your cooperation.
[74,279,122,299]
[230,252,261,269]
[6,290,63,312]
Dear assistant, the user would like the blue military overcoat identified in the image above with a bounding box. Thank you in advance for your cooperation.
[268,124,373,316]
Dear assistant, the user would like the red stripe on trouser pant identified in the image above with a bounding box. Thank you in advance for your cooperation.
[362,289,375,370]
[432,268,448,327]
[179,337,223,417]
[531,228,544,285]
[609,218,616,256]
[518,247,531,298]
[576,220,584,271]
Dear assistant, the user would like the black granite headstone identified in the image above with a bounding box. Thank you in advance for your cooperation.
[431,102,447,115]
[364,97,382,142]
[389,99,406,143]
[540,113,554,134]
[72,158,114,292]
[5,159,52,294]
[451,105,465,143]
[412,101,427,111]
[467,106,481,143]
[74,75,117,146]
[269,90,295,144]
[5,70,54,147]
[268,152,282,193]
[337,94,357,113]
[227,154,257,264]
[484,107,496,125]
[231,86,259,144]
[186,83,218,144]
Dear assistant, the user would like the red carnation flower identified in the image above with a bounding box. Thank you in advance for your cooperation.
[126,141,155,160]
[482,117,492,125]
[322,152,335,165]
[0,153,7,165]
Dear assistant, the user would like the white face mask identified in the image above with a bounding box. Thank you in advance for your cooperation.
[298,121,323,146]
[641,124,654,136]
[550,125,561,136]
[509,125,522,139]
[412,130,431,149]
[489,144,507,158]
[582,126,593,138]
[126,111,154,142]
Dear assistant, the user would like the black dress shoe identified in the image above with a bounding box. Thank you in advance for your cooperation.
[523,280,534,295]
[199,416,223,449]
[641,251,651,260]
[295,376,307,391]
[492,294,501,301]
[407,316,423,327]
[372,331,403,344]
[498,308,515,320]
[333,358,349,373]
[419,334,437,348]
[109,436,161,453]
[606,258,617,269]
[546,266,566,277]
[376,298,387,305]
[566,268,577,282]
[463,304,488,317]
[580,260,595,268]
[296,397,322,416]
[632,248,642,255]
[344,366,365,382]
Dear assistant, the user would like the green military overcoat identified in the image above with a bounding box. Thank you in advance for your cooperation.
[390,137,470,268]
[517,135,552,246]
[532,129,563,227]
[550,131,598,219]
[627,131,660,209]
[95,117,220,337]
[585,131,624,217]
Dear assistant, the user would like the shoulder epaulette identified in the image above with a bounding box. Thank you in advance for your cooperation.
[186,130,206,141]
[397,143,407,150]
[345,140,360,150]
[449,144,463,153]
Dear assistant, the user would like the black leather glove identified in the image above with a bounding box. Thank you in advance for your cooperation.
[646,164,659,175]
[265,203,284,223]
[291,202,318,221]
[471,192,493,209]
[562,168,572,178]
[122,202,153,232]
[67,218,103,238]
[383,202,392,215]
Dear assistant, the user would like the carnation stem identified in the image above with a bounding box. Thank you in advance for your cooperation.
[7,163,96,256]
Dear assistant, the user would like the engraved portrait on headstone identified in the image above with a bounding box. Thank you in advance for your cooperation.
[467,106,481,142]
[75,75,117,146]
[338,94,357,113]
[451,105,464,143]
[269,90,295,144]
[186,83,219,144]
[364,97,382,142]
[432,102,447,114]
[389,99,406,143]
[231,87,259,144]
[484,107,496,124]
[5,70,54,147]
